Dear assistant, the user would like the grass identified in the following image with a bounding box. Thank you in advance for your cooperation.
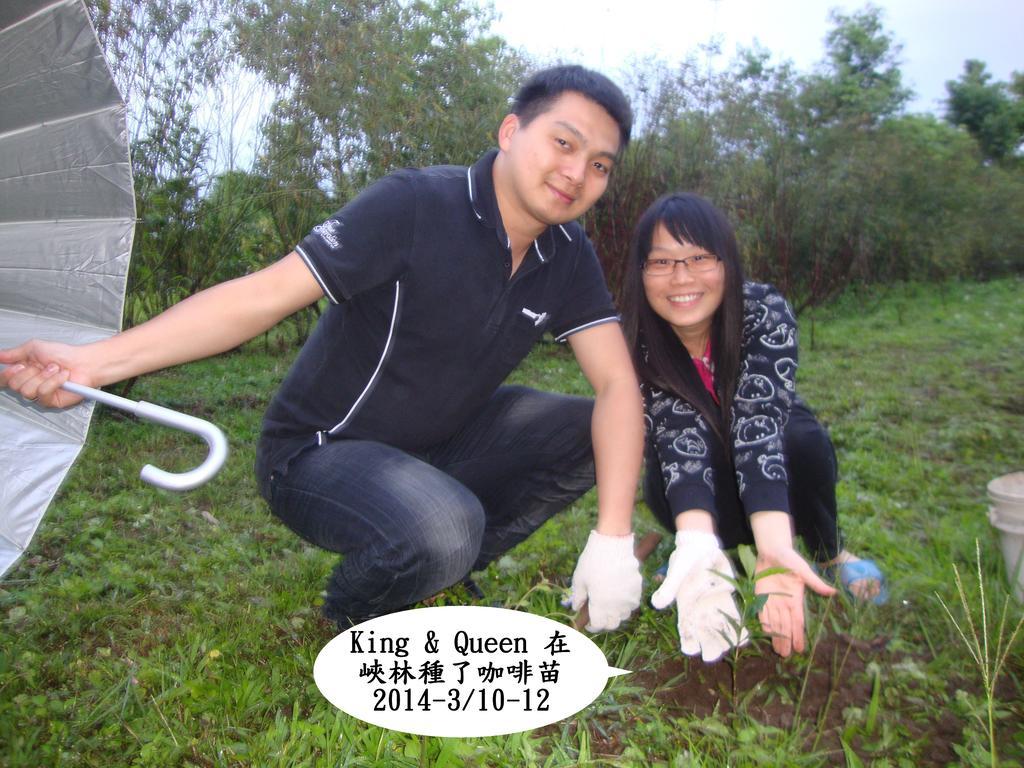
[2,278,1023,766]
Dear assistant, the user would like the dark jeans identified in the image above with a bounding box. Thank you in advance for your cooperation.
[643,402,842,562]
[260,386,595,623]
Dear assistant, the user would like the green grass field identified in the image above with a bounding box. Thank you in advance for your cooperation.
[2,279,1022,766]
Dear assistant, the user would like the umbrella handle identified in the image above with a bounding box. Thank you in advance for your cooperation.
[58,381,229,492]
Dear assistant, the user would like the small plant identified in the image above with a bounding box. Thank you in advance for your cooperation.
[720,544,781,699]
[725,545,856,753]
[936,539,1024,768]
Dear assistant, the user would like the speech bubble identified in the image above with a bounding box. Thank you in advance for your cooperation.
[313,605,630,737]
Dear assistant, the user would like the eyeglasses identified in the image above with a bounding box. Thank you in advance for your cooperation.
[642,253,721,276]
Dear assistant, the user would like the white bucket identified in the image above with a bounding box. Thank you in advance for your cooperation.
[987,472,1024,601]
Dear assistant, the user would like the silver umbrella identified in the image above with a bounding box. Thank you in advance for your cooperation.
[0,0,227,577]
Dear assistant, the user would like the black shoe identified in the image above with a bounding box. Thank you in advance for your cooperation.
[332,613,376,631]
[325,578,486,631]
[461,577,485,600]
[322,601,388,632]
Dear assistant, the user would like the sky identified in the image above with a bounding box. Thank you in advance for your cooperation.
[487,0,1022,116]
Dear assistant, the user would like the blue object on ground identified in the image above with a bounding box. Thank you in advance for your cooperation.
[827,558,889,605]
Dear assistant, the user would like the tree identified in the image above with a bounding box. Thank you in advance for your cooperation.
[86,0,250,326]
[586,6,1024,309]
[233,0,527,198]
[800,5,910,129]
[86,0,239,175]
[946,60,1024,163]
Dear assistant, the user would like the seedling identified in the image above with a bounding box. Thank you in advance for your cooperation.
[719,544,786,700]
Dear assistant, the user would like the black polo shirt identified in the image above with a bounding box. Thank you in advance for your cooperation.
[256,149,618,481]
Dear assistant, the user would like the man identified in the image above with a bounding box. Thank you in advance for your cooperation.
[1,65,645,632]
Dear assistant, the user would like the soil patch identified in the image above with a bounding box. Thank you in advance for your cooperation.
[585,631,1018,765]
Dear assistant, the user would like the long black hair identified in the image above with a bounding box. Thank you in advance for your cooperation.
[620,193,746,446]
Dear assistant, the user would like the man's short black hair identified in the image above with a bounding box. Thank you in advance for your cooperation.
[511,65,633,150]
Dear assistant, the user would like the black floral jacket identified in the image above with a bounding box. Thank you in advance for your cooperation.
[643,281,800,517]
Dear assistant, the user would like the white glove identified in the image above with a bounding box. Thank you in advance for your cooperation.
[570,530,642,631]
[651,531,748,662]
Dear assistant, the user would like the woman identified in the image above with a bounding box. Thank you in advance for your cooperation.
[621,193,887,660]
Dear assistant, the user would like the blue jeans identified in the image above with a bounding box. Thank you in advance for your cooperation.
[260,386,595,624]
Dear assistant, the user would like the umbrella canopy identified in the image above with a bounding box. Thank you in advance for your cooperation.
[0,0,136,576]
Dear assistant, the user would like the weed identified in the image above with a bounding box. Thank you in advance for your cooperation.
[936,539,1024,768]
